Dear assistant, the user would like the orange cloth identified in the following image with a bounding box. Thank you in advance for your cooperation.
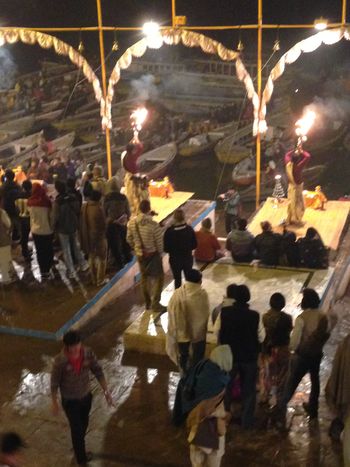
[149,179,174,198]
[195,229,221,262]
[303,190,327,209]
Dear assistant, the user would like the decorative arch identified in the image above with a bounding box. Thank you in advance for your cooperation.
[0,28,103,104]
[259,27,349,133]
[103,28,258,130]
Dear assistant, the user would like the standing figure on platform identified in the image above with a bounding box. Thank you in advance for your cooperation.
[284,145,311,225]
[122,107,150,216]
[122,142,149,216]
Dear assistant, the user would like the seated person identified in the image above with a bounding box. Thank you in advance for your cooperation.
[254,221,282,266]
[297,227,328,269]
[226,218,254,263]
[194,218,222,263]
[280,227,299,267]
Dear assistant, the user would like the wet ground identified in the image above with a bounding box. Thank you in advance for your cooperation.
[0,262,349,466]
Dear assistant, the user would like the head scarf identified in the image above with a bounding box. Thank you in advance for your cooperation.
[27,183,51,208]
[209,345,233,373]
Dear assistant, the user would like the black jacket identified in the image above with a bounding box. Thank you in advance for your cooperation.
[254,231,282,266]
[53,193,80,235]
[219,302,261,363]
[164,223,197,258]
[1,181,21,217]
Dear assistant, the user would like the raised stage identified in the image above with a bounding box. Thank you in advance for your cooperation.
[123,261,334,356]
[248,198,350,250]
[0,194,215,340]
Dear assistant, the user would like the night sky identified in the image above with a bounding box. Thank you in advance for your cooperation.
[0,0,347,74]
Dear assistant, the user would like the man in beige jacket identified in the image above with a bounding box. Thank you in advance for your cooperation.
[166,269,210,373]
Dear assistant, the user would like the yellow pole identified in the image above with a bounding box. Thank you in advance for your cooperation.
[256,0,263,209]
[342,0,347,24]
[96,0,112,179]
[172,0,176,27]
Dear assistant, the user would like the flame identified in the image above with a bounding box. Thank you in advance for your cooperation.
[130,107,148,133]
[295,110,316,137]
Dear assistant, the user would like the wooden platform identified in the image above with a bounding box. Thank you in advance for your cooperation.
[150,191,194,224]
[248,198,350,251]
[123,261,334,355]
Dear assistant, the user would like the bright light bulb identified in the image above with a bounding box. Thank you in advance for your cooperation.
[143,21,160,37]
[314,17,328,30]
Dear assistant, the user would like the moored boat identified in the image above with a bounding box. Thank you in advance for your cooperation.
[138,142,177,179]
[178,132,223,157]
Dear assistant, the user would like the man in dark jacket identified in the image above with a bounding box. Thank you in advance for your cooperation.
[226,218,254,263]
[164,209,197,288]
[219,285,265,428]
[53,180,89,279]
[254,221,282,266]
[1,170,21,241]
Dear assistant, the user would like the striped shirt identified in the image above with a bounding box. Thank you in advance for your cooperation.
[127,213,164,257]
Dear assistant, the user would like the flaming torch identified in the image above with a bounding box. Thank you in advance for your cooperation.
[295,110,316,149]
[130,107,148,143]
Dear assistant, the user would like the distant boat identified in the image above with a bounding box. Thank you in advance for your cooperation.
[138,142,177,179]
[0,115,34,134]
[178,132,223,157]
[35,109,63,123]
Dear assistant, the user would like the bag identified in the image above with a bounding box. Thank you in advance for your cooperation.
[297,315,330,358]
[141,252,163,277]
[192,417,219,450]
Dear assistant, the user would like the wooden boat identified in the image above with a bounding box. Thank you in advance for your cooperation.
[138,142,177,179]
[41,100,61,113]
[232,156,256,186]
[0,115,34,134]
[179,132,223,157]
[35,109,63,123]
[0,132,42,157]
[0,109,27,124]
[239,164,326,201]
[215,140,251,164]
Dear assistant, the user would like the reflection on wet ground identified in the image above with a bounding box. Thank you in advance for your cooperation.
[0,266,349,466]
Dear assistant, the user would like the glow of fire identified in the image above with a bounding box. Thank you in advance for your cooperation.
[130,107,148,132]
[295,110,316,137]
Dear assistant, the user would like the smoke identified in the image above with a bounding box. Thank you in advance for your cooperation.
[303,96,350,130]
[130,74,159,102]
[0,48,17,90]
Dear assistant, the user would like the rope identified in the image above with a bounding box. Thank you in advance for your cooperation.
[212,49,277,201]
[60,49,114,119]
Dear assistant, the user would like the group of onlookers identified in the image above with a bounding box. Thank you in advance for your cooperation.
[166,273,334,466]
[0,165,131,286]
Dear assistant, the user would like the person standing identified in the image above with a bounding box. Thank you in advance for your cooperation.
[91,165,107,197]
[167,269,210,374]
[27,183,54,281]
[219,187,241,234]
[277,288,330,425]
[80,190,107,287]
[15,180,32,261]
[51,331,113,466]
[0,432,26,467]
[219,285,265,428]
[326,333,350,467]
[104,177,132,269]
[53,181,89,279]
[284,146,311,225]
[1,169,21,242]
[0,194,13,285]
[127,199,164,312]
[261,293,293,405]
[164,209,197,289]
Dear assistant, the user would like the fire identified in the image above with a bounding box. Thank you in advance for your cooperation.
[130,107,148,133]
[295,110,316,138]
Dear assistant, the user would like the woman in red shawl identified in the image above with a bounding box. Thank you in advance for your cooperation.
[28,183,54,280]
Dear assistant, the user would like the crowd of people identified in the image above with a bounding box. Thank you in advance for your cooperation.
[0,162,131,286]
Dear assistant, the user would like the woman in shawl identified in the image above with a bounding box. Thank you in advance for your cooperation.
[27,183,54,280]
[181,346,232,467]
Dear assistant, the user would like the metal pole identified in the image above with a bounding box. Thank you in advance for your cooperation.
[172,0,176,27]
[96,0,112,179]
[342,0,347,25]
[256,0,263,209]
